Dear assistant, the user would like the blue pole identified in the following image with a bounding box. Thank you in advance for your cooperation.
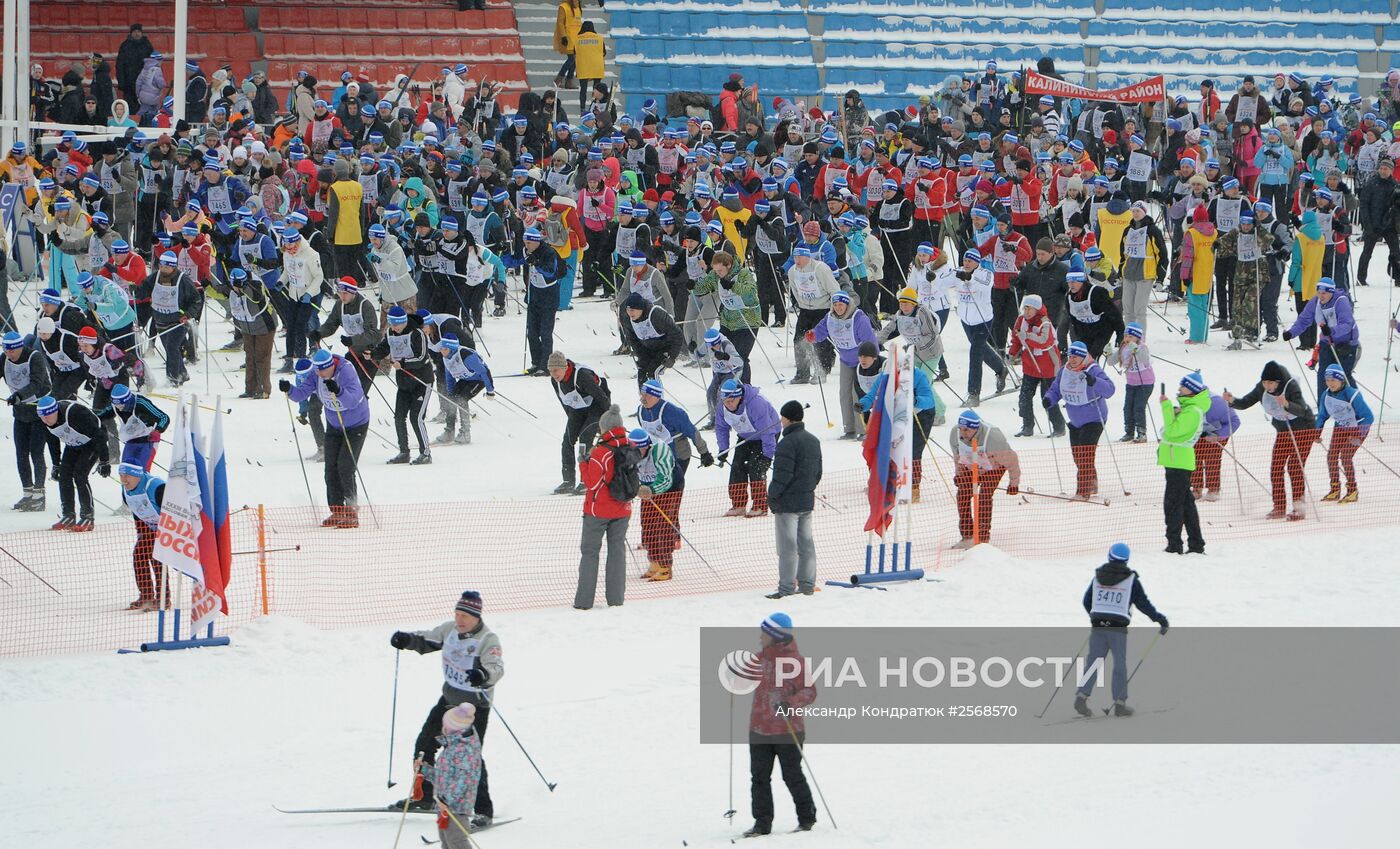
[877,542,886,574]
[891,539,900,572]
[173,608,182,642]
[863,542,872,576]
[157,609,165,644]
[904,540,912,573]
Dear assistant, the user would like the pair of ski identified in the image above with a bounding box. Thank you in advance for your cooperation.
[273,806,518,841]
[1041,706,1175,726]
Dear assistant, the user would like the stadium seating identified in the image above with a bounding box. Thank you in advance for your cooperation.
[30,0,528,112]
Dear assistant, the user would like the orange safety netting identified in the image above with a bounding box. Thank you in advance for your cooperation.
[5,423,1400,658]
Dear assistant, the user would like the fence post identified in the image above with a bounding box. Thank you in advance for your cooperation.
[258,504,269,616]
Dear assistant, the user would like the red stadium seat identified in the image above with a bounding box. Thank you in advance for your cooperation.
[432,37,463,60]
[396,10,427,32]
[341,35,376,59]
[423,10,456,32]
[484,10,514,30]
[401,37,434,59]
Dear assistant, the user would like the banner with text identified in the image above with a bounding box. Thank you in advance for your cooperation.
[1024,72,1166,103]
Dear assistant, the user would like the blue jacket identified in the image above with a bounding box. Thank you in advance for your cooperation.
[1316,384,1375,431]
[1253,141,1295,186]
[1082,561,1168,628]
[1201,394,1241,439]
[74,276,136,331]
[859,367,935,412]
[444,348,494,394]
[191,174,252,234]
[289,355,370,430]
[1288,292,1358,346]
[780,236,839,274]
[637,398,702,447]
[715,384,781,457]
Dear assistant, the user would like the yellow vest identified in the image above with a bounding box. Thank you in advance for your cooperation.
[554,2,581,54]
[717,206,751,261]
[1296,231,1324,301]
[1187,228,1217,296]
[330,180,364,245]
[1095,207,1132,273]
[575,32,605,81]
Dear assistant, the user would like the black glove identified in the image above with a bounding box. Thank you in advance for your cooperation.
[1085,372,1097,387]
[1282,329,1293,341]
[717,449,729,467]
[340,334,354,348]
[1009,175,1021,185]
[712,350,730,361]
[1158,619,1170,635]
[390,631,412,650]
[5,395,16,407]
[774,700,790,713]
[956,269,972,280]
[297,412,309,425]
[719,276,734,290]
[925,269,936,283]
[97,462,111,478]
[278,378,292,393]
[1042,396,1052,408]
[305,329,320,344]
[324,378,341,395]
[466,667,488,686]
[700,451,714,468]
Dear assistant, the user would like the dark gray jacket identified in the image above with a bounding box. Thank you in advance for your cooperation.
[768,421,822,513]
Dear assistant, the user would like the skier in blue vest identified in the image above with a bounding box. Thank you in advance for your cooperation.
[1074,543,1169,718]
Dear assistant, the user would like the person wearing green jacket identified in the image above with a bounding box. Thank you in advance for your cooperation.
[1158,371,1210,555]
[693,251,761,383]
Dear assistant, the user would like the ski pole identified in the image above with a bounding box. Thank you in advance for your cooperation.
[724,691,737,819]
[998,486,1110,506]
[0,544,62,595]
[392,756,425,849]
[1147,301,1186,335]
[387,651,401,789]
[1097,407,1131,497]
[1103,631,1162,715]
[781,713,837,830]
[479,690,558,792]
[329,391,381,529]
[282,391,318,508]
[1036,634,1089,718]
[644,495,723,579]
[813,362,833,429]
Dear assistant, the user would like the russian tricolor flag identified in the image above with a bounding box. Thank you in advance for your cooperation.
[190,403,229,620]
[862,359,899,535]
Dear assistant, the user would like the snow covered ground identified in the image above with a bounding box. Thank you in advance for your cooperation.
[3,534,1398,848]
[3,248,1400,845]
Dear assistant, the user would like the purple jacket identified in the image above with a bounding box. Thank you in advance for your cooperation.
[1288,292,1358,346]
[810,306,877,367]
[135,56,165,109]
[289,355,370,431]
[1202,394,1241,439]
[1044,361,1116,427]
[715,384,780,457]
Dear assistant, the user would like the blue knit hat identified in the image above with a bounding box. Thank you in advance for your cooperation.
[962,248,981,263]
[720,379,744,398]
[311,349,334,369]
[641,379,664,398]
[438,333,461,353]
[761,612,793,641]
[1180,371,1206,394]
[956,410,981,429]
[294,358,313,375]
[2,331,23,350]
[1067,341,1089,358]
[1316,277,1336,293]
[628,428,652,448]
[36,395,58,416]
[1324,364,1346,381]
[1108,542,1130,562]
[831,291,851,306]
[1125,322,1144,339]
[387,306,408,325]
[704,328,722,345]
[111,384,133,406]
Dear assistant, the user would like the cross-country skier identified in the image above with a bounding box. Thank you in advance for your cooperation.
[1043,341,1115,500]
[743,612,817,837]
[390,589,502,830]
[1315,363,1374,504]
[370,305,434,463]
[36,394,110,531]
[118,461,167,610]
[946,409,1020,548]
[546,350,611,495]
[716,379,780,518]
[1224,361,1315,521]
[1074,543,1169,718]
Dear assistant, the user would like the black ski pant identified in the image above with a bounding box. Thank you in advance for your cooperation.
[1358,228,1400,284]
[750,734,815,827]
[395,382,431,453]
[1163,466,1204,552]
[754,252,787,325]
[721,326,756,384]
[14,417,47,488]
[416,696,493,817]
[58,443,100,520]
[561,408,602,485]
[324,423,367,506]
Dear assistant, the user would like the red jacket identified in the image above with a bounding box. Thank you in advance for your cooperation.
[978,231,1032,290]
[1008,306,1060,378]
[907,172,945,221]
[995,175,1043,226]
[749,639,817,737]
[581,427,633,519]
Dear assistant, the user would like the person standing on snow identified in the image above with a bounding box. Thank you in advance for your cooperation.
[628,427,676,581]
[390,589,502,831]
[420,702,484,849]
[575,405,634,609]
[1315,364,1374,505]
[1043,341,1115,501]
[806,290,877,440]
[1157,373,1210,555]
[36,394,110,532]
[716,379,780,518]
[1225,360,1316,521]
[281,348,369,528]
[742,612,817,838]
[1284,277,1358,401]
[951,248,1007,407]
[766,400,822,599]
[635,379,712,582]
[118,462,168,610]
[1073,543,1169,718]
[547,351,611,495]
[619,292,684,389]
[946,409,1020,549]
[1007,294,1062,438]
[370,305,435,463]
[1116,322,1155,443]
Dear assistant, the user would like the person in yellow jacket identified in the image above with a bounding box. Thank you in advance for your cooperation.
[715,187,751,261]
[1094,196,1132,276]
[1116,201,1167,326]
[1288,208,1325,349]
[573,21,606,114]
[325,159,367,283]
[1178,205,1217,344]
[553,0,582,89]
[0,141,46,205]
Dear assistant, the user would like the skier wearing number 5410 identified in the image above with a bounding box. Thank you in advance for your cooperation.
[1074,543,1169,718]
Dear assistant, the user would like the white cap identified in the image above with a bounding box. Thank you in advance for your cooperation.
[36,316,55,334]
[232,145,248,160]
[249,140,267,155]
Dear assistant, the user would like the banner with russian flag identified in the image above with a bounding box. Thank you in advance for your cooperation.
[152,397,205,586]
[189,400,230,632]
[863,344,914,533]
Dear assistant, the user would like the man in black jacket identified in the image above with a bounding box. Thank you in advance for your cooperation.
[1357,158,1399,287]
[116,24,153,104]
[766,401,822,598]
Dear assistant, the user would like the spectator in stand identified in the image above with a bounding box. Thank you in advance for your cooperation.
[574,22,606,116]
[116,24,153,106]
[553,0,583,90]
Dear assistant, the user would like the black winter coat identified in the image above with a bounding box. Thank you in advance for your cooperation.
[1015,257,1069,322]
[768,422,822,513]
[1358,174,1398,234]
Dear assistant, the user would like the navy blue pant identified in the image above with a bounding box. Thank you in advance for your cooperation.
[525,284,560,371]
[962,320,1004,397]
